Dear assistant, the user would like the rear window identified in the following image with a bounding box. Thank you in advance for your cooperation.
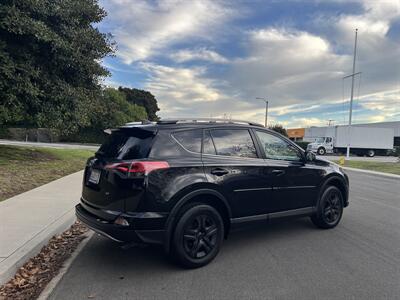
[96,129,154,160]
[172,129,202,153]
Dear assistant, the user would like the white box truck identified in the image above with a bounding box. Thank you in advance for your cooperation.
[306,126,394,157]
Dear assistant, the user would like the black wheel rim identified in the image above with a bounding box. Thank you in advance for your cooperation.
[183,214,218,259]
[323,190,342,224]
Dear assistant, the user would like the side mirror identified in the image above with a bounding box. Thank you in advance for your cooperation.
[305,150,316,162]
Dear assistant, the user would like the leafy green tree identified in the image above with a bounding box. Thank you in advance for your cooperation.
[0,0,114,134]
[62,88,148,143]
[118,87,160,121]
[93,88,147,129]
[269,124,288,137]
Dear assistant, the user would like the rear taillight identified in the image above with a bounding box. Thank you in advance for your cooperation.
[105,161,169,176]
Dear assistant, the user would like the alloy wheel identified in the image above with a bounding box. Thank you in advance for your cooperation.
[183,214,218,259]
[323,190,342,224]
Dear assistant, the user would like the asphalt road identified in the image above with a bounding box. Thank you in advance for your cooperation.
[49,170,400,300]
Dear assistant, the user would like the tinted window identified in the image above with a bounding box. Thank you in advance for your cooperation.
[172,129,202,153]
[255,131,301,161]
[149,132,187,158]
[97,129,154,160]
[210,129,257,158]
[203,130,216,155]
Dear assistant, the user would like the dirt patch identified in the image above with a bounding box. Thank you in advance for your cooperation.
[0,222,88,300]
[0,146,57,165]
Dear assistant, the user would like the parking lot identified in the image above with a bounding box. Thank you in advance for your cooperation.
[48,170,400,300]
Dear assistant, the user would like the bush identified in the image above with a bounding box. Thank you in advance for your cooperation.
[388,146,400,157]
[0,127,10,139]
[0,128,59,142]
[59,128,106,144]
[268,124,288,137]
[295,141,310,150]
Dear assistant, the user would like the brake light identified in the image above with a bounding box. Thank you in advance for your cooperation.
[105,161,169,175]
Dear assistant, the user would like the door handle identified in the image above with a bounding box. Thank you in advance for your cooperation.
[272,169,285,176]
[211,168,229,176]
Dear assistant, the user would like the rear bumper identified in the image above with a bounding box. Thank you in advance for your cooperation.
[75,203,167,244]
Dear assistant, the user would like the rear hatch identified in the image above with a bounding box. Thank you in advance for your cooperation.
[82,127,156,217]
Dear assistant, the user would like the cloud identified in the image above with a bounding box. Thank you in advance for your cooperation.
[101,0,400,127]
[228,28,349,106]
[170,48,229,63]
[270,104,322,116]
[284,117,327,128]
[140,63,224,115]
[102,0,235,63]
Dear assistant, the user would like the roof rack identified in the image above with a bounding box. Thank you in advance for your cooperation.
[123,120,155,127]
[157,118,265,128]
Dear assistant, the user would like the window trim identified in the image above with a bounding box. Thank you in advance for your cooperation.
[202,127,261,159]
[253,129,305,162]
[170,129,203,155]
[202,129,217,156]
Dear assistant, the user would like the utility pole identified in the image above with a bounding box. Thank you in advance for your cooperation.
[256,97,268,127]
[327,119,335,126]
[343,29,361,160]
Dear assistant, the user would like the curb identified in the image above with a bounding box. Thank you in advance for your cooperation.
[37,231,94,300]
[342,166,400,179]
[0,210,76,286]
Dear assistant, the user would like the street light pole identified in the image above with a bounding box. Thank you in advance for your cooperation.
[345,29,358,160]
[256,97,268,127]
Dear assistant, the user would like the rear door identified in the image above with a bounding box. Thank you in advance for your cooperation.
[202,128,273,218]
[253,130,319,212]
[82,127,155,214]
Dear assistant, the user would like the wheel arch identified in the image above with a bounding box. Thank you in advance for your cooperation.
[318,175,349,208]
[163,189,232,253]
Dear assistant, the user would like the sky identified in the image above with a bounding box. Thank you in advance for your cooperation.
[98,0,400,128]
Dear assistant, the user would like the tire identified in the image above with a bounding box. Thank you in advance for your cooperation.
[311,186,343,229]
[171,203,224,268]
[366,149,375,157]
[317,147,326,155]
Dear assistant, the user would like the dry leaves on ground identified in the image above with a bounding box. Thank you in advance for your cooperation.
[0,221,88,300]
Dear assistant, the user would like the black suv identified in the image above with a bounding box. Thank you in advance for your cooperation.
[76,118,349,268]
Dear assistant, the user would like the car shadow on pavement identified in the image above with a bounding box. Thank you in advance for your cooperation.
[50,217,331,300]
[83,217,316,272]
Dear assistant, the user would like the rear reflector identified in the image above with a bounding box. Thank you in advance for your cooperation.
[105,161,169,176]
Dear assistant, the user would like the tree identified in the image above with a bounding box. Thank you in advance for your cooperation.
[61,88,148,143]
[269,124,288,137]
[93,88,147,129]
[118,87,160,121]
[0,0,114,134]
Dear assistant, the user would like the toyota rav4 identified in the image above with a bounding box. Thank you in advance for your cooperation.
[76,118,349,268]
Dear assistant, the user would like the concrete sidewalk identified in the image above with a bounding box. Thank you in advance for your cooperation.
[0,171,83,285]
